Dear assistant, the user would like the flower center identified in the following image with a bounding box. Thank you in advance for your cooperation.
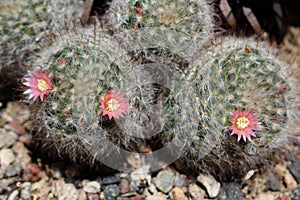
[105,99,120,112]
[37,79,49,92]
[235,116,250,129]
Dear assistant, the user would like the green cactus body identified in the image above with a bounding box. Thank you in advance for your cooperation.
[183,37,300,181]
[105,0,214,58]
[25,25,198,169]
[0,0,84,68]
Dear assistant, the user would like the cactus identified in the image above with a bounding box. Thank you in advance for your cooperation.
[104,0,215,58]
[0,0,84,69]
[23,24,199,170]
[181,37,300,181]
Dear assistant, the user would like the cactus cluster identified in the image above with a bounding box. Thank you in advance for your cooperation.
[181,37,300,181]
[0,0,84,69]
[25,25,199,168]
[17,0,300,181]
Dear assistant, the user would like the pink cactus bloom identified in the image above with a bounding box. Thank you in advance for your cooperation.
[229,106,260,142]
[23,69,53,101]
[99,89,130,120]
[135,7,142,16]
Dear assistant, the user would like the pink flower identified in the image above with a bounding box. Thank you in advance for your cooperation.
[99,89,130,120]
[135,7,142,16]
[229,106,260,142]
[23,69,53,101]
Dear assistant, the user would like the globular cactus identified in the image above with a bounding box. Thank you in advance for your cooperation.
[0,0,84,69]
[22,24,198,171]
[181,37,300,181]
[104,0,215,59]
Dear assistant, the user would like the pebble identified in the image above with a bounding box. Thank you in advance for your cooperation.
[188,183,205,199]
[52,178,79,200]
[287,156,300,183]
[20,182,31,200]
[154,170,175,193]
[5,162,21,177]
[87,193,99,200]
[99,174,121,185]
[78,189,87,200]
[0,130,17,149]
[197,173,220,198]
[12,142,31,169]
[3,102,30,124]
[218,182,243,200]
[83,180,101,193]
[0,148,15,167]
[31,178,51,200]
[172,187,187,200]
[283,170,297,190]
[255,192,279,200]
[103,184,120,198]
[145,192,167,200]
[7,190,19,200]
[291,187,300,200]
[265,172,281,191]
[120,178,130,194]
[174,174,188,188]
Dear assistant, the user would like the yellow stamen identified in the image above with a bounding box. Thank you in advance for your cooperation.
[235,116,250,129]
[37,79,49,92]
[105,99,120,112]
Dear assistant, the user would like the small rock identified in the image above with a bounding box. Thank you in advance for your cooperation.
[174,174,189,188]
[22,164,42,182]
[287,157,300,183]
[99,174,121,185]
[218,182,243,200]
[120,179,130,194]
[78,189,87,200]
[0,130,17,149]
[3,102,30,124]
[189,183,205,200]
[265,172,281,191]
[52,178,78,200]
[83,181,101,193]
[87,193,99,200]
[145,192,167,200]
[291,187,300,200]
[147,183,158,195]
[154,170,175,194]
[20,182,31,200]
[130,194,142,200]
[256,192,279,200]
[12,142,31,168]
[281,194,289,200]
[103,184,120,197]
[284,170,297,190]
[197,173,220,198]
[31,178,51,200]
[5,162,21,177]
[0,148,15,167]
[7,189,19,200]
[172,187,187,200]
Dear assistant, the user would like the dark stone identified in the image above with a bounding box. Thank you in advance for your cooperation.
[98,174,121,185]
[218,183,243,200]
[265,172,280,191]
[287,156,300,183]
[103,184,120,198]
[291,187,300,200]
